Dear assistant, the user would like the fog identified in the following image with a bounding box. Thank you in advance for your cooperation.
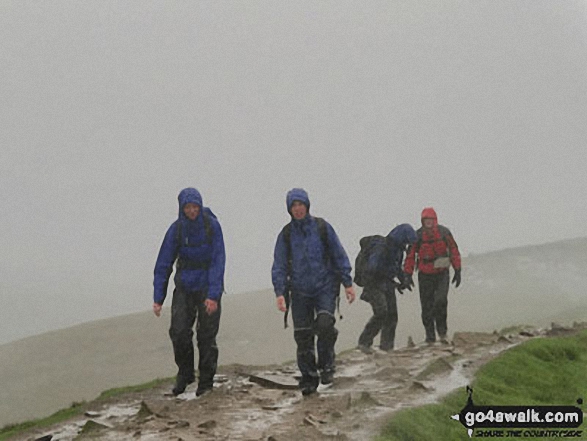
[1,1,586,344]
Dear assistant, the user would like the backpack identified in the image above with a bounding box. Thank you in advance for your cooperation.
[354,235,391,287]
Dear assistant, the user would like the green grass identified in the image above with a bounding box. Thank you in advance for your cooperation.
[0,377,173,441]
[376,330,587,441]
[0,402,86,441]
[96,377,172,400]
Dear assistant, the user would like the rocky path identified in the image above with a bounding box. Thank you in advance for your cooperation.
[18,324,582,441]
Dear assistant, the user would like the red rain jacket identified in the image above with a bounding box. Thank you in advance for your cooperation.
[404,207,461,275]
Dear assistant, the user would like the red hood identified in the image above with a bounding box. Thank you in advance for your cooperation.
[421,207,438,227]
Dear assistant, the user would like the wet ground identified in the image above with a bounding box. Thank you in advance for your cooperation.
[17,322,585,441]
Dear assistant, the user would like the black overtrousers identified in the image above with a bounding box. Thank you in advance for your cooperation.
[168,288,221,388]
[358,282,398,350]
[418,271,449,341]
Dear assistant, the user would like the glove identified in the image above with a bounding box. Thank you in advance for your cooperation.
[452,269,461,288]
[404,273,414,290]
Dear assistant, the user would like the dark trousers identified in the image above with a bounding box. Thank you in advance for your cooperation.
[418,271,449,341]
[168,288,221,388]
[291,286,338,389]
[358,282,398,350]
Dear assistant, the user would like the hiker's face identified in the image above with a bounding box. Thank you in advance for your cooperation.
[291,201,307,220]
[423,218,434,229]
[183,203,200,221]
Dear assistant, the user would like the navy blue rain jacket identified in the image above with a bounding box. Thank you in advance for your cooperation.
[272,216,353,296]
[385,223,417,282]
[153,188,226,304]
[272,188,352,297]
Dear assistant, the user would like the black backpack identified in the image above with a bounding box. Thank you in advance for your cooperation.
[354,235,391,287]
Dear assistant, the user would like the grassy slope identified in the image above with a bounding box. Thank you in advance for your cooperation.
[377,330,587,441]
[0,378,171,441]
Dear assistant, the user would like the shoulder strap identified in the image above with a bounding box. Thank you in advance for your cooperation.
[203,212,213,244]
[314,217,342,318]
[416,228,423,248]
[281,223,293,329]
[315,217,330,263]
[176,220,184,247]
[437,225,451,243]
[282,223,292,271]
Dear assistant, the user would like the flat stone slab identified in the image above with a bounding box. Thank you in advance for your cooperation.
[246,372,299,390]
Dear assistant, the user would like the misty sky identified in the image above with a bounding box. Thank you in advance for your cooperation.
[1,1,586,343]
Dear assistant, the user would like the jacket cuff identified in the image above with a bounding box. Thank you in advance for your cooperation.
[207,292,221,301]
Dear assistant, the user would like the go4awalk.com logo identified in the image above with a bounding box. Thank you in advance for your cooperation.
[451,387,584,438]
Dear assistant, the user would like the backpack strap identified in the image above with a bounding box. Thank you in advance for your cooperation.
[203,212,213,244]
[315,217,330,264]
[282,223,293,329]
[176,219,184,247]
[315,217,343,320]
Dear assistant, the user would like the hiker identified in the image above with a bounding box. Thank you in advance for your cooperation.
[272,188,355,396]
[356,224,418,353]
[403,207,461,344]
[153,188,226,396]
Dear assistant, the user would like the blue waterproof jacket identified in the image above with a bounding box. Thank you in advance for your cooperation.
[153,188,226,304]
[385,223,417,282]
[272,188,353,297]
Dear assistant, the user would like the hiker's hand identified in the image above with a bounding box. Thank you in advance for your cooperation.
[398,280,411,294]
[205,299,218,315]
[153,303,162,317]
[452,269,461,288]
[276,295,287,312]
[405,273,414,289]
[345,286,356,304]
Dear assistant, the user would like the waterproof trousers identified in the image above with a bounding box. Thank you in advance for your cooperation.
[290,285,338,389]
[418,271,449,341]
[168,288,221,389]
[358,282,398,350]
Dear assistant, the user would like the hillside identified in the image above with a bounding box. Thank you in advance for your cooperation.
[1,238,586,427]
[8,324,587,441]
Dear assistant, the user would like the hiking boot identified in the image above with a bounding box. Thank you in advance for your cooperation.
[172,375,195,396]
[301,385,318,396]
[425,338,436,346]
[300,375,319,396]
[320,370,334,386]
[357,344,373,354]
[196,384,213,397]
[439,335,450,345]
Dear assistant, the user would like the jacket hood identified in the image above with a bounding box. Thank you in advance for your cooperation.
[178,187,203,218]
[286,188,310,215]
[421,207,438,226]
[387,223,418,247]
